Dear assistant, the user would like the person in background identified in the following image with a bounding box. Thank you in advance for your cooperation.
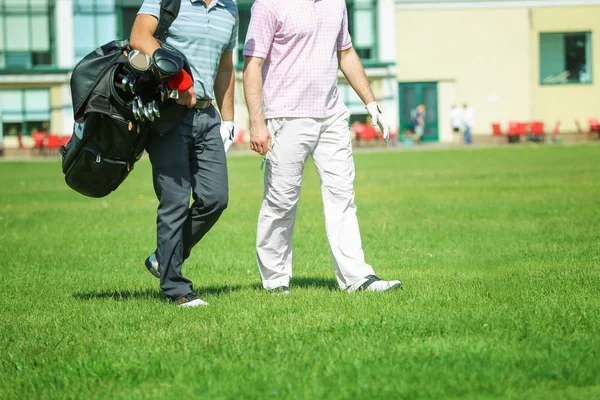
[462,103,474,144]
[450,104,462,140]
[413,104,426,143]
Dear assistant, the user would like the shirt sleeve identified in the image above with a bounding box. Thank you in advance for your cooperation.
[336,2,352,51]
[225,12,239,51]
[242,0,277,59]
[138,0,160,18]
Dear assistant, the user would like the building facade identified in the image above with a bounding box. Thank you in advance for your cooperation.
[0,0,398,147]
[396,0,600,142]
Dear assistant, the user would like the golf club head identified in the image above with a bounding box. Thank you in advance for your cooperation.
[128,74,136,94]
[169,89,179,100]
[127,50,152,72]
[152,101,161,118]
[160,83,167,102]
[121,75,129,92]
[136,98,145,121]
[144,104,154,122]
[132,101,140,120]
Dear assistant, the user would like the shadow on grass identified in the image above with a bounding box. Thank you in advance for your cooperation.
[291,276,339,291]
[72,288,163,301]
[72,278,338,301]
[72,284,249,302]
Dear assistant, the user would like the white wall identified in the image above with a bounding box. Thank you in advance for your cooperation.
[55,0,74,69]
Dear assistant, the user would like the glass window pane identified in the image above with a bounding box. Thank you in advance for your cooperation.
[4,0,27,12]
[97,0,116,13]
[31,15,50,51]
[6,52,31,68]
[74,0,95,12]
[540,32,592,84]
[565,33,590,83]
[24,90,50,121]
[30,0,50,12]
[96,15,117,45]
[353,10,374,48]
[73,15,96,57]
[0,91,24,123]
[0,17,4,52]
[6,16,31,51]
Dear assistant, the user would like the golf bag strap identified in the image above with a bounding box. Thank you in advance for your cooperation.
[156,0,181,40]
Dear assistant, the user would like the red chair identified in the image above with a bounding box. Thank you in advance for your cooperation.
[31,132,46,154]
[516,122,529,136]
[492,123,503,136]
[46,134,61,155]
[552,121,561,143]
[491,123,505,144]
[234,129,245,145]
[589,118,600,140]
[389,126,399,147]
[362,124,376,143]
[507,121,520,143]
[530,121,545,142]
[59,136,71,147]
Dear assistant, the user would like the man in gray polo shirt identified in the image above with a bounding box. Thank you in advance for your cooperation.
[130,0,238,307]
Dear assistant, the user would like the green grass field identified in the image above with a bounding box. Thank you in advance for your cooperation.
[1,144,599,399]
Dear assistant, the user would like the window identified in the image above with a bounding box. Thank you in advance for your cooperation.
[347,0,378,61]
[540,32,592,85]
[117,0,146,39]
[73,0,117,63]
[0,0,54,70]
[0,89,50,136]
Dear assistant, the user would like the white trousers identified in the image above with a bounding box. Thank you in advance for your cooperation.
[256,109,375,290]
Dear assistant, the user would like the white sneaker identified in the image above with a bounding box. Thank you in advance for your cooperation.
[267,286,290,296]
[174,293,209,308]
[347,275,403,293]
[144,252,161,278]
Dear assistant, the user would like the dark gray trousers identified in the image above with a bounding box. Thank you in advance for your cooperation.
[147,105,228,299]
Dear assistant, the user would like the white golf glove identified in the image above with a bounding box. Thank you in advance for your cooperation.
[366,102,389,143]
[220,120,235,153]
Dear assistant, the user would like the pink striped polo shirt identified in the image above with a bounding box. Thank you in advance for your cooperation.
[243,0,352,119]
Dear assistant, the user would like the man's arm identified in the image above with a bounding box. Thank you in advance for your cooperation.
[129,14,196,108]
[214,51,235,120]
[337,47,375,105]
[129,14,161,61]
[243,56,271,155]
[339,47,390,142]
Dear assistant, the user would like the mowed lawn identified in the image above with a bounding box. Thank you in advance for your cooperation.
[1,144,599,399]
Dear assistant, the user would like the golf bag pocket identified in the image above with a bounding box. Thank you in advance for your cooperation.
[61,112,138,198]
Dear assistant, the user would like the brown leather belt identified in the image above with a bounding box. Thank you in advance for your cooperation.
[194,99,212,109]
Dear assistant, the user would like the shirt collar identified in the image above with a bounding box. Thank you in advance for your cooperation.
[191,0,225,6]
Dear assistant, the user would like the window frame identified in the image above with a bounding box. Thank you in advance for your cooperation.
[0,0,56,71]
[347,0,379,62]
[73,0,119,63]
[539,31,593,86]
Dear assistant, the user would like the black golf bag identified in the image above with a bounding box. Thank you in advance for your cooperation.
[61,0,189,198]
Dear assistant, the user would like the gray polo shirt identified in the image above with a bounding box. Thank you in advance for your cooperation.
[139,0,239,100]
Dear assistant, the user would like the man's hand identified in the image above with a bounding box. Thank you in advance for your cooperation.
[366,102,389,143]
[250,122,271,156]
[220,120,235,152]
[176,86,196,109]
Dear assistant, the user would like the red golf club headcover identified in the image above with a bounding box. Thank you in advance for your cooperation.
[167,69,193,92]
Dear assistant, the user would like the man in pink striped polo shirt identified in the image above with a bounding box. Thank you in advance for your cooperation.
[243,0,402,294]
